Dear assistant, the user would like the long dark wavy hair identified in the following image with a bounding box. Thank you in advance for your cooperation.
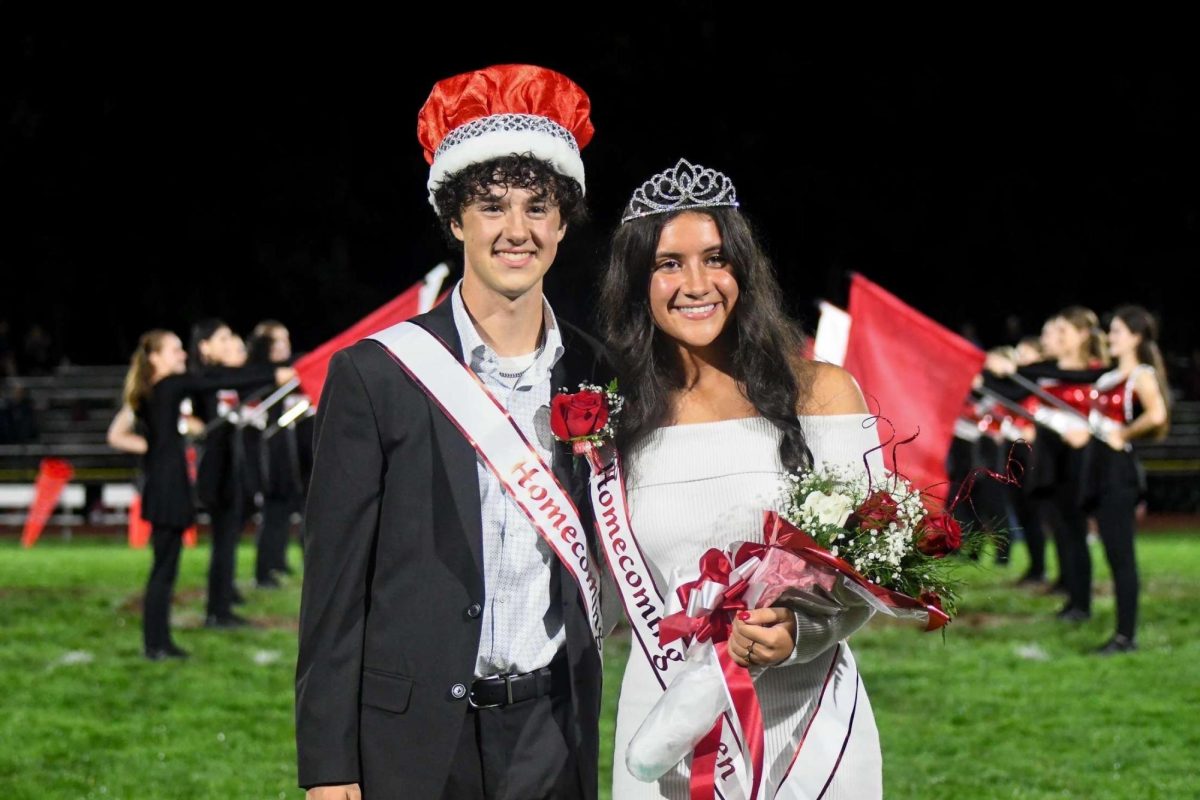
[1113,304,1171,437]
[601,206,813,472]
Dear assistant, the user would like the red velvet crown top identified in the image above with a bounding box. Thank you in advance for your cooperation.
[417,64,594,164]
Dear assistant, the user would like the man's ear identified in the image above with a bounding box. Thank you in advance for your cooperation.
[450,217,465,242]
[556,223,567,243]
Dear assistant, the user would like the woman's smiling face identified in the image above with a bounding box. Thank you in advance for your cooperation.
[648,212,739,352]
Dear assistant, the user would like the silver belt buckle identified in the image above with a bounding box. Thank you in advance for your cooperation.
[468,673,514,709]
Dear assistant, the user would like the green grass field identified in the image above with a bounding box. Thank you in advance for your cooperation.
[1,530,1197,799]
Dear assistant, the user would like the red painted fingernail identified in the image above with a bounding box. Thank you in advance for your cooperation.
[737,611,750,621]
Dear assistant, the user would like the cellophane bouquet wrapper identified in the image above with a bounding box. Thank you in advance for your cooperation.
[626,545,930,782]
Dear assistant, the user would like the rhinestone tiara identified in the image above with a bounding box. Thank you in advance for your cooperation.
[620,158,739,224]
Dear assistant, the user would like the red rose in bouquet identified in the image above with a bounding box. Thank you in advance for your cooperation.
[550,389,609,441]
[848,490,902,531]
[916,513,963,557]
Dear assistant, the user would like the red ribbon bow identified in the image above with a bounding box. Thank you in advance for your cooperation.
[658,549,754,646]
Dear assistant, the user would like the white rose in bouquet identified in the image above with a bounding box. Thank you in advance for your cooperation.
[800,491,854,528]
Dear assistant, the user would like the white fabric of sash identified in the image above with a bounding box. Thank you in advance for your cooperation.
[589,456,750,799]
[369,322,603,649]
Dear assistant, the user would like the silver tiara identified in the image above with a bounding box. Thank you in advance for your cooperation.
[620,158,739,224]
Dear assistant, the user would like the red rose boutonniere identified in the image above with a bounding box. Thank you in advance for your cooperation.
[550,379,623,456]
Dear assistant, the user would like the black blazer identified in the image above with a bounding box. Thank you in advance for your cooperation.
[295,299,609,798]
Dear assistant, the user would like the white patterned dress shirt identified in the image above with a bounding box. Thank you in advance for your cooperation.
[450,282,567,677]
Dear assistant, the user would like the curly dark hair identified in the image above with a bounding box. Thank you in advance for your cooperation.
[432,153,587,248]
[600,206,814,473]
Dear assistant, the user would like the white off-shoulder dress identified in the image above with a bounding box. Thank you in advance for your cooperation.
[611,414,885,800]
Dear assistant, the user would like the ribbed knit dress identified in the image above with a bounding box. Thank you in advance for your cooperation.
[612,414,885,800]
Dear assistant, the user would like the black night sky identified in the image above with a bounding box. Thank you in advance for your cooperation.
[4,17,1198,369]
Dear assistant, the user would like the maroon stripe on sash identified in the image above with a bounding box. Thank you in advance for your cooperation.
[775,644,841,791]
[815,673,859,800]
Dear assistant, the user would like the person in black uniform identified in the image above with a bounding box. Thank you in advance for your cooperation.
[189,319,270,627]
[1008,337,1047,584]
[958,347,1027,565]
[989,307,1109,621]
[246,320,305,587]
[976,337,1047,580]
[109,329,292,659]
[1063,306,1170,654]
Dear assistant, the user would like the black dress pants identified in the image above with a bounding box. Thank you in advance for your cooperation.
[1013,492,1046,577]
[255,496,292,581]
[1094,487,1140,639]
[1047,448,1092,612]
[1047,486,1092,613]
[206,503,243,618]
[1010,444,1046,576]
[438,683,581,799]
[144,525,184,650]
[1082,445,1143,640]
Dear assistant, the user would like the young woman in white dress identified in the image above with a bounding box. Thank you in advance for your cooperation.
[600,160,884,799]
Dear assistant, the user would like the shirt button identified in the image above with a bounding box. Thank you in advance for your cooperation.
[450,683,467,700]
[467,603,482,619]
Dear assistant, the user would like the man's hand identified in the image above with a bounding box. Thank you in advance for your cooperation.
[729,607,796,667]
[306,785,361,800]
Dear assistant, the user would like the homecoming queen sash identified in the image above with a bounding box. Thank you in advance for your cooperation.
[585,453,754,800]
[368,322,602,649]
[583,456,866,800]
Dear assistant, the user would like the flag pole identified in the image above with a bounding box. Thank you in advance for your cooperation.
[974,387,1037,424]
[262,398,315,441]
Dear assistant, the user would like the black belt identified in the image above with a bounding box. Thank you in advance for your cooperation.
[468,654,568,709]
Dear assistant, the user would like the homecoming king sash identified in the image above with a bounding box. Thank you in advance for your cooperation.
[369,322,603,649]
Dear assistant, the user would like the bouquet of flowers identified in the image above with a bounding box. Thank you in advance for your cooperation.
[779,462,985,616]
[626,464,981,786]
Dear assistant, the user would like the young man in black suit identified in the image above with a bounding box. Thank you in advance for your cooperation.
[296,64,608,799]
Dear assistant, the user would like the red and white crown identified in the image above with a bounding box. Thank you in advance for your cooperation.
[417,64,594,211]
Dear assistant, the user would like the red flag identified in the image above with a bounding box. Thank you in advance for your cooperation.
[21,458,74,548]
[128,493,152,548]
[294,264,450,404]
[842,274,984,499]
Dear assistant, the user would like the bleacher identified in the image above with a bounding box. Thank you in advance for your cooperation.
[1,365,137,529]
[1136,401,1200,512]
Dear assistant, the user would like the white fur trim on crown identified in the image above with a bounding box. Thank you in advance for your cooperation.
[426,129,586,211]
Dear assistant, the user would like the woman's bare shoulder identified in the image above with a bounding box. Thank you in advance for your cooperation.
[796,361,868,416]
